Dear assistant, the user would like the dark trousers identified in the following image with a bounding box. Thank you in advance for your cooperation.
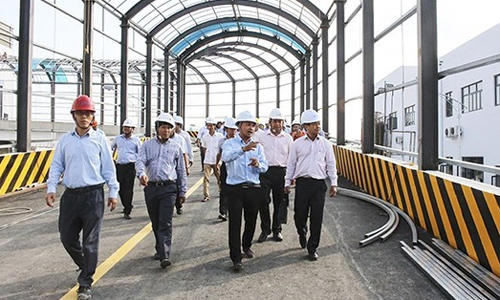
[259,167,286,234]
[227,185,261,263]
[144,183,177,260]
[116,163,136,214]
[59,185,104,287]
[294,178,327,254]
[200,146,206,170]
[219,162,228,216]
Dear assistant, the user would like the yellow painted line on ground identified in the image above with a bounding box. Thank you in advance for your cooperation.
[61,177,204,300]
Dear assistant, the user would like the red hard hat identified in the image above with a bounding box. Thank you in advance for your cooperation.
[71,95,96,113]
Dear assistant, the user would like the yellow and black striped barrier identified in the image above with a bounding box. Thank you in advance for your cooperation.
[187,130,198,138]
[0,150,54,196]
[333,145,500,278]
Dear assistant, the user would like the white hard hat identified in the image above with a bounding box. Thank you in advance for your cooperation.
[224,117,237,129]
[122,118,136,127]
[269,108,285,120]
[236,110,256,125]
[291,119,301,126]
[174,115,183,125]
[301,109,320,124]
[155,112,175,128]
[205,116,217,125]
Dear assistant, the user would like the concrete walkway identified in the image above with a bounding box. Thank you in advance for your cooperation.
[0,153,445,300]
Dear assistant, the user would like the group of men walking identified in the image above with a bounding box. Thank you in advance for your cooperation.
[45,95,338,299]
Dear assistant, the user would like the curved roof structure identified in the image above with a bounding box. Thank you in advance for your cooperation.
[99,0,333,83]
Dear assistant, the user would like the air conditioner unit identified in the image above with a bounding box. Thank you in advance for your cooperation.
[444,127,452,138]
[449,125,463,138]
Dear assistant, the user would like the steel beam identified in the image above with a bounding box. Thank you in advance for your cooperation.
[321,16,330,133]
[312,37,319,110]
[333,48,345,156]
[145,37,153,137]
[362,0,374,154]
[17,0,34,152]
[82,0,95,97]
[120,18,129,130]
[417,0,438,170]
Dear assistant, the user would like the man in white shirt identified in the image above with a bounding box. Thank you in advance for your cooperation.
[201,117,223,202]
[285,109,338,261]
[255,108,293,243]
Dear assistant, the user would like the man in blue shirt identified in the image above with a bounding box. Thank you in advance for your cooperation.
[111,118,141,219]
[45,95,119,300]
[136,112,187,269]
[222,111,268,272]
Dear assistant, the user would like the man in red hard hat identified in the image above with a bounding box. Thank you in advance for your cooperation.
[46,95,119,300]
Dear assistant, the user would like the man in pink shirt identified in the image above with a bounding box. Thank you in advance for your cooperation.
[285,109,338,261]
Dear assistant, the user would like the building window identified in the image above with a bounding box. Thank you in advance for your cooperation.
[495,74,500,106]
[404,105,415,126]
[461,157,484,182]
[445,91,453,117]
[386,112,397,130]
[461,81,482,113]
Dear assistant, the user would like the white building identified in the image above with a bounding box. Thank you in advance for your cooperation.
[375,23,500,186]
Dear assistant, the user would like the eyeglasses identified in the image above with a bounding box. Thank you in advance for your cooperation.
[74,111,94,117]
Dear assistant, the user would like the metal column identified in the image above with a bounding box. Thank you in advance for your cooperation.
[336,0,346,145]
[82,0,95,97]
[164,51,169,111]
[276,75,280,108]
[169,71,174,111]
[182,64,186,117]
[176,60,182,115]
[17,0,33,152]
[321,16,330,133]
[312,37,319,110]
[50,73,55,122]
[206,83,210,118]
[362,0,374,154]
[300,58,305,114]
[120,18,129,129]
[305,50,311,110]
[157,72,162,114]
[232,81,236,117]
[145,37,153,137]
[100,73,105,124]
[291,70,296,120]
[255,79,259,118]
[418,0,439,170]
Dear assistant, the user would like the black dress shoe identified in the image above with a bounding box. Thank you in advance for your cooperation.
[176,208,183,215]
[299,235,307,249]
[124,213,131,220]
[257,232,268,243]
[218,214,227,221]
[160,259,172,269]
[273,232,283,242]
[308,252,319,261]
[232,261,243,272]
[153,253,160,260]
[243,248,254,258]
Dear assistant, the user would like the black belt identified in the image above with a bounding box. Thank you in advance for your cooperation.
[149,180,176,187]
[296,177,325,182]
[269,166,286,169]
[231,183,261,189]
[66,183,104,193]
[116,162,135,166]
